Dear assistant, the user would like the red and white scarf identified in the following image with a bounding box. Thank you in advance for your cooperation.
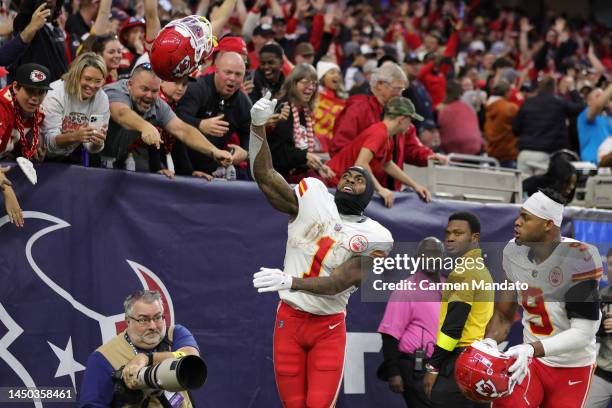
[10,88,43,159]
[291,104,314,152]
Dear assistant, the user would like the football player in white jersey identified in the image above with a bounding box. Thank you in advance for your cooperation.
[248,93,394,408]
[484,189,603,408]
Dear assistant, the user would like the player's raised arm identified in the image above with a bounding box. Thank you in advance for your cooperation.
[253,256,369,296]
[249,93,298,215]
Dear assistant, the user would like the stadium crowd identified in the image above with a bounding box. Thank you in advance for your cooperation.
[0,0,611,224]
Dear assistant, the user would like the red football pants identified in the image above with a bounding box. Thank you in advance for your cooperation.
[493,358,595,408]
[273,301,346,408]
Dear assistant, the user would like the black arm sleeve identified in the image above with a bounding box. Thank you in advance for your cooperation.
[565,280,601,320]
[428,301,472,369]
[381,333,402,377]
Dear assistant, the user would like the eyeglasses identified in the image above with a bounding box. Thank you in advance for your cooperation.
[297,78,317,88]
[128,314,164,325]
[135,62,152,71]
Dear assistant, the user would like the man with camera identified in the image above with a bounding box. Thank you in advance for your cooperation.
[79,290,200,408]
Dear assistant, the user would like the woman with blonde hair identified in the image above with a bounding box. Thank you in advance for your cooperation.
[268,63,335,182]
[42,52,109,162]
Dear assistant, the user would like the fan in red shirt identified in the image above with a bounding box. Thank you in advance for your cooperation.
[0,64,52,228]
[331,62,447,190]
[327,97,431,208]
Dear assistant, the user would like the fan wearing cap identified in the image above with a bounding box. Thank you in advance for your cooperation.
[332,62,447,186]
[200,35,248,77]
[116,17,146,79]
[247,24,275,72]
[248,92,393,408]
[484,189,602,408]
[313,60,346,153]
[327,97,431,207]
[0,63,52,227]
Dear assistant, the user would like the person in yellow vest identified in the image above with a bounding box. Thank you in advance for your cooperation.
[79,290,200,407]
[422,212,494,408]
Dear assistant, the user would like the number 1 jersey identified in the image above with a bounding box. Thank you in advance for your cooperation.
[280,178,394,315]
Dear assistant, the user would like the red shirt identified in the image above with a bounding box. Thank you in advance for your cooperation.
[327,122,392,187]
[331,94,433,189]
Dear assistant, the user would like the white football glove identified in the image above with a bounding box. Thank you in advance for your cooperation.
[505,343,533,386]
[250,91,277,126]
[253,267,292,293]
[480,338,498,350]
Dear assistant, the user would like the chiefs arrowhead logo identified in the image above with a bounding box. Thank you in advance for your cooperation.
[30,70,46,82]
[172,55,194,77]
[349,235,368,253]
[474,378,499,398]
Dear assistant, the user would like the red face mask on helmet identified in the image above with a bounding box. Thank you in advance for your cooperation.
[454,340,515,403]
[150,15,217,81]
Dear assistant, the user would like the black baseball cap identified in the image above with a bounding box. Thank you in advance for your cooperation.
[421,119,438,130]
[15,63,52,90]
[253,24,274,37]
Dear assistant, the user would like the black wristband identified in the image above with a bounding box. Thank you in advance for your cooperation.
[147,351,154,366]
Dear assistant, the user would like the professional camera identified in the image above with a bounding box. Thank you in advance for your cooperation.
[113,355,207,403]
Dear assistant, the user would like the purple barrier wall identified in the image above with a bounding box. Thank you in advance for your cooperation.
[0,163,610,407]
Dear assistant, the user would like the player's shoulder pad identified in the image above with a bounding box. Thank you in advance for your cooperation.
[356,219,394,258]
[295,177,328,198]
[567,241,603,283]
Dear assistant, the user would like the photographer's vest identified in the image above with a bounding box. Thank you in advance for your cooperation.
[97,326,193,408]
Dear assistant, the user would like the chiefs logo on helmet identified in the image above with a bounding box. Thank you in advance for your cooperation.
[150,15,216,81]
[454,340,515,403]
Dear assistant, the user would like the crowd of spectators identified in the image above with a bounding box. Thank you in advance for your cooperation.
[0,0,611,223]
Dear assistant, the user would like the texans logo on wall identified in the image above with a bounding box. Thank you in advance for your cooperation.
[0,212,176,406]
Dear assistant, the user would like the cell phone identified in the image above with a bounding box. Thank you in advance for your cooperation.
[274,101,288,114]
[244,70,254,82]
[89,114,105,130]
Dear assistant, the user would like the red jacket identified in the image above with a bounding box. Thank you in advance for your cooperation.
[417,31,459,108]
[331,94,433,190]
[0,86,44,155]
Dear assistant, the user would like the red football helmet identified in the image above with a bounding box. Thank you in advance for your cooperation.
[150,15,217,81]
[454,340,515,403]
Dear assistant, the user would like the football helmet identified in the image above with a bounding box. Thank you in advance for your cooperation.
[454,340,515,403]
[150,15,217,81]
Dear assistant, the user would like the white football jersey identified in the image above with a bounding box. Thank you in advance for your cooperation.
[503,237,603,367]
[280,178,394,315]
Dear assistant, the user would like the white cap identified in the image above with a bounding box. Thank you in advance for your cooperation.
[360,44,374,55]
[522,191,564,227]
[316,61,340,80]
[469,40,486,52]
